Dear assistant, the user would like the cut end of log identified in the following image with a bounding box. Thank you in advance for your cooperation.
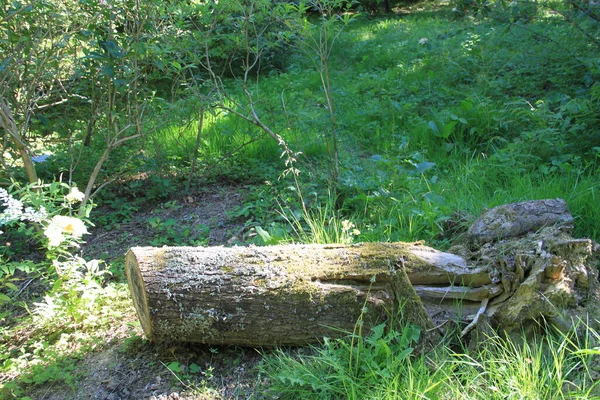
[126,250,154,340]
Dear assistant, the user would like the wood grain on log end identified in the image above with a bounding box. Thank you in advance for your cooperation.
[126,249,159,339]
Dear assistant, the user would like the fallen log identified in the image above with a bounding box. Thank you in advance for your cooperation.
[126,243,441,346]
[126,199,600,346]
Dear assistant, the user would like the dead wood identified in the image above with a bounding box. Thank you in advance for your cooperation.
[125,243,438,346]
[126,199,600,346]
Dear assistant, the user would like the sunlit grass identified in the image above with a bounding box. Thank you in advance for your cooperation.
[149,108,284,170]
[262,320,600,399]
[442,156,600,239]
[0,282,136,397]
[447,323,600,399]
[279,192,362,244]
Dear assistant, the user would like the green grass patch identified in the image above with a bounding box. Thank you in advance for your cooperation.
[261,319,600,399]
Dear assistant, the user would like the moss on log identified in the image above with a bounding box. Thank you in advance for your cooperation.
[126,243,439,346]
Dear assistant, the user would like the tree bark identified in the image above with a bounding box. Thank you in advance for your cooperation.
[126,243,438,346]
[0,96,38,184]
[467,198,574,242]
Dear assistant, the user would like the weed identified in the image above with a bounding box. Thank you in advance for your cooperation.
[260,307,442,399]
[147,216,209,246]
[448,322,600,399]
[162,359,220,397]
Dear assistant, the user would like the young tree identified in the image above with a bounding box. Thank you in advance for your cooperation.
[284,0,355,182]
[161,0,301,176]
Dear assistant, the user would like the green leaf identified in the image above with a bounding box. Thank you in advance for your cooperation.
[416,162,436,173]
[428,120,440,136]
[167,361,181,373]
[395,347,413,361]
[171,61,182,71]
[370,322,385,340]
[377,338,392,358]
[255,226,276,245]
[189,363,201,374]
[37,114,50,126]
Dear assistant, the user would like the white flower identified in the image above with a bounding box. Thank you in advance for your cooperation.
[419,38,429,45]
[65,187,85,203]
[0,190,50,229]
[44,215,89,247]
[341,220,355,232]
[0,188,9,202]
[22,206,48,223]
[0,188,24,224]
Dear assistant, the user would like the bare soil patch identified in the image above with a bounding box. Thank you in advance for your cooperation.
[83,184,248,262]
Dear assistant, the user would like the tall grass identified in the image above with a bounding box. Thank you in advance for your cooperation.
[278,191,362,244]
[261,320,600,399]
[447,323,600,399]
[148,106,285,176]
[145,1,600,244]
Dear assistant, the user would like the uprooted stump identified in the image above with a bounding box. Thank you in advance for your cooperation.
[451,199,600,338]
[126,199,600,346]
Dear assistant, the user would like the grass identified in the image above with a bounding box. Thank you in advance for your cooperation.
[137,0,600,244]
[446,324,600,399]
[260,319,600,399]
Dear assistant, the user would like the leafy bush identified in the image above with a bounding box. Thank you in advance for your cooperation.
[153,0,297,82]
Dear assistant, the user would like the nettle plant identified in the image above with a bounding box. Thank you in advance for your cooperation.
[0,181,108,326]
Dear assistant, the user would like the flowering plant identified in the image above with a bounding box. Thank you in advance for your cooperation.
[0,182,112,329]
[340,219,361,244]
[0,182,92,252]
[44,215,89,248]
[0,187,47,233]
[0,181,98,307]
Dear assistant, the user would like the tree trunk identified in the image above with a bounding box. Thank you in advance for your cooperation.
[126,200,600,346]
[0,96,38,184]
[125,243,437,346]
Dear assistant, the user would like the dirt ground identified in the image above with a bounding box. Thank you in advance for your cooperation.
[25,183,279,400]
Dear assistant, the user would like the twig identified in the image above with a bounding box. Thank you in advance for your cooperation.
[426,319,450,333]
[460,297,489,339]
[16,278,34,297]
[0,3,34,23]
[160,361,191,389]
